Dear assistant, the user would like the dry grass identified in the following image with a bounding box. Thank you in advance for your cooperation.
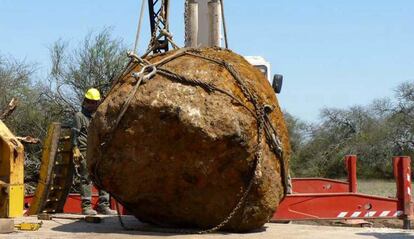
[357,179,397,198]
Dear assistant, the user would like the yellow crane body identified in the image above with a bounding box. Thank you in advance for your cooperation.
[0,120,24,218]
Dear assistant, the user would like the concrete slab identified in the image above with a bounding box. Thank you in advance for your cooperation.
[1,214,413,239]
[0,219,14,234]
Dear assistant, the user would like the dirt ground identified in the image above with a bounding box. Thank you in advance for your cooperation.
[2,214,414,239]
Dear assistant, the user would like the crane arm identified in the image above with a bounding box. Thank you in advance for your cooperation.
[147,0,171,54]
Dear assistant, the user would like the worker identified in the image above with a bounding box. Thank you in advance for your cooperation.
[72,88,116,215]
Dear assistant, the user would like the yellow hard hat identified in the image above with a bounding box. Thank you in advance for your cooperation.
[84,88,101,101]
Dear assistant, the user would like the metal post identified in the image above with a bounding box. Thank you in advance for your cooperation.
[208,0,221,47]
[346,155,358,193]
[393,156,413,229]
[402,156,412,229]
[219,0,228,48]
[185,0,199,47]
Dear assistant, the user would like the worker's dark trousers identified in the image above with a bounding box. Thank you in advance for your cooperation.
[79,151,110,209]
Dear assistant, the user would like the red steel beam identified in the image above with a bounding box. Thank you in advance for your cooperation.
[291,178,349,194]
[273,193,401,221]
[292,155,358,194]
[273,155,414,229]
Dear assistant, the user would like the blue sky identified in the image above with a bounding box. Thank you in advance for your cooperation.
[1,1,413,122]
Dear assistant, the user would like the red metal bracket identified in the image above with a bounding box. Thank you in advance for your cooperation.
[292,155,358,194]
[273,155,413,229]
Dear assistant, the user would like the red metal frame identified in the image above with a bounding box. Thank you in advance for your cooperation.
[272,155,413,229]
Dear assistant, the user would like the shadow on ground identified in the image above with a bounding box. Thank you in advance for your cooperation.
[51,215,267,236]
[356,232,414,239]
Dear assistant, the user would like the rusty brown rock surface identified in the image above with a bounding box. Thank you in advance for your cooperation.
[87,48,291,232]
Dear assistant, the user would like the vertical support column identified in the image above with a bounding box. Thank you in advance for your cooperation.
[208,0,221,47]
[345,155,358,193]
[392,157,404,205]
[393,156,413,229]
[185,0,199,48]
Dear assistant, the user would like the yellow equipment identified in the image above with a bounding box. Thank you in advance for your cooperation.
[15,221,42,231]
[84,88,101,101]
[28,123,74,215]
[0,120,24,218]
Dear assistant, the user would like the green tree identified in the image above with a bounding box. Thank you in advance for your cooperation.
[45,28,128,114]
[0,55,49,192]
[0,29,129,193]
[289,81,414,179]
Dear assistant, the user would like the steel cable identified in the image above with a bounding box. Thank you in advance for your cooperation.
[133,0,147,54]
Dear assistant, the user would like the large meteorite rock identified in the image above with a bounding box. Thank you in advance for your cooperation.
[87,48,290,232]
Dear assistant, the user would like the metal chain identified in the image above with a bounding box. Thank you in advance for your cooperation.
[184,50,286,188]
[151,51,272,233]
[96,49,285,234]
